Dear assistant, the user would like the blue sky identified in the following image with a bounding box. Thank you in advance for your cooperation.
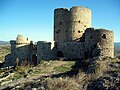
[0,0,120,42]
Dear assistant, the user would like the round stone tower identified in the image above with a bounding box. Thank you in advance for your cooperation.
[69,6,91,41]
[54,8,69,42]
[85,28,114,58]
[54,6,92,42]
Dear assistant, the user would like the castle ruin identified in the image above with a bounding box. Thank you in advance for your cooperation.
[9,6,114,65]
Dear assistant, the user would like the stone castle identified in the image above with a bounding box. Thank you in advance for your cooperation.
[9,6,114,65]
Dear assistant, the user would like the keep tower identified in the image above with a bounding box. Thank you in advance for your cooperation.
[54,6,92,42]
[69,6,91,41]
[54,8,69,42]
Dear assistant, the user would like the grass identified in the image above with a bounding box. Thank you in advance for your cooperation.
[0,56,4,62]
[53,61,75,72]
[0,61,76,83]
[12,73,25,80]
[0,46,10,54]
[3,66,30,81]
[53,66,71,72]
[14,70,88,90]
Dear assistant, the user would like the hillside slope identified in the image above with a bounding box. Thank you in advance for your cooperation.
[0,57,120,90]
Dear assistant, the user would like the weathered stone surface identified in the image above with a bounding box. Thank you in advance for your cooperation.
[85,28,114,58]
[54,6,91,42]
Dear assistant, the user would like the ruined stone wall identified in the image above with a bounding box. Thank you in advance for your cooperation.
[54,6,91,42]
[56,42,85,59]
[37,41,51,63]
[85,28,114,58]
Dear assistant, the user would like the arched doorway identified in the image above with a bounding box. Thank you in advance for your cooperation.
[32,54,37,65]
[57,51,64,57]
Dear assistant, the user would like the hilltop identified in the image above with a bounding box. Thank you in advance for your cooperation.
[0,57,120,90]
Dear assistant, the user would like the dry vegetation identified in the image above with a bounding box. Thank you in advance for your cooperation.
[0,45,10,62]
[0,57,120,90]
[0,60,76,89]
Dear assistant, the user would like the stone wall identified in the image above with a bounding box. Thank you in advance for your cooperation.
[55,42,85,59]
[16,44,30,62]
[37,41,51,63]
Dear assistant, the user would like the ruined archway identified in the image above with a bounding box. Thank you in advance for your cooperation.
[57,51,64,57]
[32,54,37,65]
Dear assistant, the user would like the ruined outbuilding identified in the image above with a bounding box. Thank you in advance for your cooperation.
[9,6,114,66]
